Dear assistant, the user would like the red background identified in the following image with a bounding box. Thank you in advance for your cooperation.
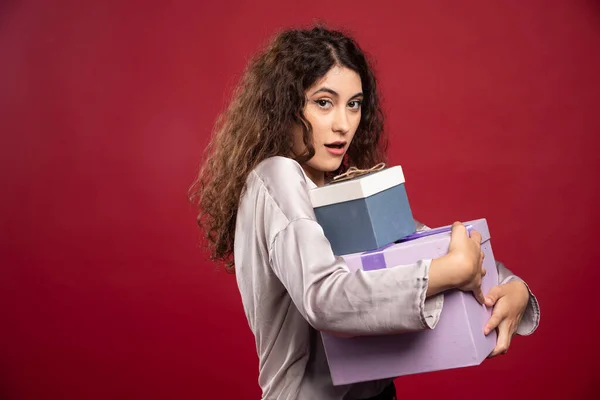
[1,1,599,399]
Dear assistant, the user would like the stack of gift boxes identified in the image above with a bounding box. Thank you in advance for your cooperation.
[309,165,499,386]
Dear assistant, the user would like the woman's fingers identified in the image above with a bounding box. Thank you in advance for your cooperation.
[473,286,486,305]
[488,320,512,357]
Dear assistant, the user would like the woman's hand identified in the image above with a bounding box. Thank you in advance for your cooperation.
[427,222,486,302]
[484,280,530,357]
[447,222,487,304]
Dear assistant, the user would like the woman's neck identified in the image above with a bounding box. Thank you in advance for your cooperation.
[301,164,325,187]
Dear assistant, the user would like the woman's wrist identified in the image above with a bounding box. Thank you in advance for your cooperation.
[427,254,462,296]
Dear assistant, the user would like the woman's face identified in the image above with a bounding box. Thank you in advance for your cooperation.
[293,65,363,186]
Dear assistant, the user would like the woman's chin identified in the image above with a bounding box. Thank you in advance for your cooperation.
[304,155,344,175]
[321,161,343,173]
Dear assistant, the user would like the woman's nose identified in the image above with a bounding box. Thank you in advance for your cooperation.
[332,108,350,134]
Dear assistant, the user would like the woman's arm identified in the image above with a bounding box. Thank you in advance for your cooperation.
[270,219,484,336]
[270,218,441,335]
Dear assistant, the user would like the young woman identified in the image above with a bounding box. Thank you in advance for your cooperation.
[190,26,539,400]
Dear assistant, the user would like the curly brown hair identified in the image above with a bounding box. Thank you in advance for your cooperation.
[189,25,388,272]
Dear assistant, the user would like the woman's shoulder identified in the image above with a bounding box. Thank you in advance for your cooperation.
[250,156,306,189]
[253,156,304,177]
[248,156,316,221]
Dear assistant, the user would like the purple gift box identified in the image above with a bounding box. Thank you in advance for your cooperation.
[321,218,499,386]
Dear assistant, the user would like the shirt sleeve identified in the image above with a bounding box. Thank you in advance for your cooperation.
[269,217,443,336]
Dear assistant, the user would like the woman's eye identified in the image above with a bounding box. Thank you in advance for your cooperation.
[315,99,332,108]
[348,100,362,110]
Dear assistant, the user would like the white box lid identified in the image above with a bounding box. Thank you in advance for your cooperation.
[309,166,406,208]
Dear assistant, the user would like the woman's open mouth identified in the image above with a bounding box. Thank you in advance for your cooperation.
[324,141,346,155]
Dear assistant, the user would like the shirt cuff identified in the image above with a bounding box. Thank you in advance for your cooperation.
[423,293,444,329]
[501,275,541,336]
[422,259,444,329]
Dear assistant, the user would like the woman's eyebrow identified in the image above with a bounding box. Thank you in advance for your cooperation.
[311,87,338,97]
[310,87,364,100]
